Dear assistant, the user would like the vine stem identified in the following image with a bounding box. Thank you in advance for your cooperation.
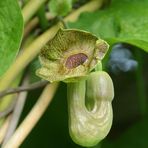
[4,83,58,148]
[37,4,49,31]
[0,115,11,144]
[0,80,48,99]
[1,74,30,146]
[0,0,103,91]
[22,0,47,25]
[24,13,54,38]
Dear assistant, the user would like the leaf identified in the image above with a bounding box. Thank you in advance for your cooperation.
[0,0,23,77]
[48,0,72,16]
[69,0,148,52]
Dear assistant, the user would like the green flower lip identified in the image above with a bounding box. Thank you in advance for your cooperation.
[36,28,109,83]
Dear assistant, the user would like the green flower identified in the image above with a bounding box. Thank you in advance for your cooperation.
[36,28,109,82]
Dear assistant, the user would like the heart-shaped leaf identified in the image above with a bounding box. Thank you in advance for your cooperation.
[69,0,148,52]
[0,0,23,77]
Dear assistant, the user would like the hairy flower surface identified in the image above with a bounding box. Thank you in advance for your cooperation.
[36,28,109,82]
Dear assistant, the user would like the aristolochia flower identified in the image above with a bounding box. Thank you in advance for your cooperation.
[36,28,109,82]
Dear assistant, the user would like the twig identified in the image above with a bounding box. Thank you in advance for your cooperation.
[22,0,47,25]
[37,4,49,31]
[1,74,30,146]
[0,80,48,99]
[4,83,59,148]
[0,115,11,144]
[24,13,54,38]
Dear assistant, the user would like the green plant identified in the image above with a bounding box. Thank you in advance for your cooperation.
[0,0,147,148]
[36,27,113,147]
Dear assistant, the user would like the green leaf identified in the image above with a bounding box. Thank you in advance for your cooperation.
[48,0,72,16]
[69,0,148,52]
[0,0,23,77]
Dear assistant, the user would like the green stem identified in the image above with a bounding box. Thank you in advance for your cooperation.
[58,16,69,29]
[37,4,49,31]
[22,0,47,25]
[95,61,102,71]
[135,49,147,117]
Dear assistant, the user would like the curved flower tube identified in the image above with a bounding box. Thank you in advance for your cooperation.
[36,28,112,147]
[67,71,114,147]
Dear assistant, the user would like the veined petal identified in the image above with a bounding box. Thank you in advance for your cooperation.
[36,28,109,82]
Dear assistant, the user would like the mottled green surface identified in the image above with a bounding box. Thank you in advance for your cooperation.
[69,0,148,52]
[0,0,23,77]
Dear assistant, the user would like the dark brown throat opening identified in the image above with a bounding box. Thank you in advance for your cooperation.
[65,53,88,69]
